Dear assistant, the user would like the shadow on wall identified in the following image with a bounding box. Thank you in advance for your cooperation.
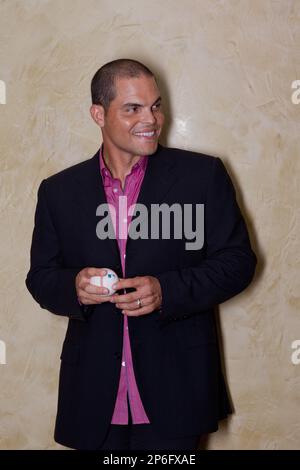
[200,163,262,449]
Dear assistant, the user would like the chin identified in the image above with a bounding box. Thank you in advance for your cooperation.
[138,141,159,156]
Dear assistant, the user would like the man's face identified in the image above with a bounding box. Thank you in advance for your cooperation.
[94,75,164,158]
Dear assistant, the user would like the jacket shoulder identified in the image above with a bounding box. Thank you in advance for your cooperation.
[160,145,219,165]
[159,145,220,173]
[43,151,98,186]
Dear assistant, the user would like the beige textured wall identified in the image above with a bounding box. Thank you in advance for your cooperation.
[0,0,299,450]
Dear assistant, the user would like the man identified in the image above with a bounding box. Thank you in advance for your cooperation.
[26,59,257,450]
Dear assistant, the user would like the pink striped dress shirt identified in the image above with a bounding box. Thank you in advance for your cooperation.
[99,145,151,425]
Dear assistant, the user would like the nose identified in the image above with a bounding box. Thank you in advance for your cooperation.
[141,107,156,125]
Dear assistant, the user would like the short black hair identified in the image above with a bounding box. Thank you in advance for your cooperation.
[91,58,155,111]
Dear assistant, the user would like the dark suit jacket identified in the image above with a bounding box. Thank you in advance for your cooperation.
[26,144,256,450]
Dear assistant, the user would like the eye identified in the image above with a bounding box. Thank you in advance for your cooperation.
[152,102,161,110]
[126,106,139,113]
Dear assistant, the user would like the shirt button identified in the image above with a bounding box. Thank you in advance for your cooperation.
[123,254,126,258]
[113,188,118,193]
[126,326,128,330]
[122,361,126,367]
[123,218,127,223]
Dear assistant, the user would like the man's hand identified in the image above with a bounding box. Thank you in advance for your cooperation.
[76,268,113,305]
[109,276,162,316]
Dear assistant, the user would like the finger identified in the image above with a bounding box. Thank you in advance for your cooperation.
[78,292,112,304]
[115,296,152,311]
[110,290,142,304]
[81,286,114,303]
[86,267,107,278]
[84,284,110,296]
[122,305,154,317]
[112,276,142,291]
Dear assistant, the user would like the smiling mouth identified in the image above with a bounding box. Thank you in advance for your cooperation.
[133,130,158,139]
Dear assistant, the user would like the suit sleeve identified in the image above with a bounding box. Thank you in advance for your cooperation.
[25,179,94,321]
[156,157,257,320]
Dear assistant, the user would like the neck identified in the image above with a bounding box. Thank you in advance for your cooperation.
[102,143,142,188]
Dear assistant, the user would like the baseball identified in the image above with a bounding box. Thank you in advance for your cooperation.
[89,269,119,295]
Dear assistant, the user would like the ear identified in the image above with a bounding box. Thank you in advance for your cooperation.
[90,104,105,128]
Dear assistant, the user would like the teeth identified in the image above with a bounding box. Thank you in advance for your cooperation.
[135,131,155,137]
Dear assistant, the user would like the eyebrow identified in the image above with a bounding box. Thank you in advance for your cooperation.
[122,96,162,108]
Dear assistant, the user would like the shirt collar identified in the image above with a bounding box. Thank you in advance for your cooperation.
[99,144,147,181]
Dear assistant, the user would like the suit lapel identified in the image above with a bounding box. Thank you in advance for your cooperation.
[73,149,120,263]
[134,144,178,210]
[125,144,179,254]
